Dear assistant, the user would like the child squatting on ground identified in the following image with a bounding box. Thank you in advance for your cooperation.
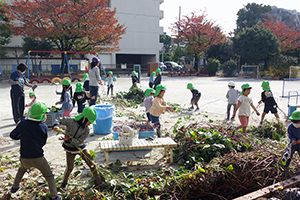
[226,81,240,121]
[8,102,61,200]
[53,107,102,190]
[187,83,201,111]
[144,88,155,124]
[232,83,260,134]
[105,71,114,96]
[73,82,90,114]
[148,84,173,137]
[282,110,300,168]
[258,81,280,125]
[56,79,73,117]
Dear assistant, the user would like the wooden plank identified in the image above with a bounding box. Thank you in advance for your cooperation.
[233,174,300,200]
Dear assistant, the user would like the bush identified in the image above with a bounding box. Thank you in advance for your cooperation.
[266,54,298,79]
[221,59,238,77]
[206,59,220,76]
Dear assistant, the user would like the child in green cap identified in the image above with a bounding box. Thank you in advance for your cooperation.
[258,81,279,126]
[152,68,162,89]
[282,110,300,168]
[232,83,260,134]
[73,82,90,113]
[82,72,90,91]
[25,92,39,118]
[131,71,139,87]
[187,83,201,111]
[53,106,102,190]
[148,84,173,137]
[56,79,73,117]
[149,71,156,88]
[105,71,114,96]
[8,102,61,200]
[144,88,155,124]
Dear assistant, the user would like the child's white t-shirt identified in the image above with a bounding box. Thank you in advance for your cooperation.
[238,95,253,116]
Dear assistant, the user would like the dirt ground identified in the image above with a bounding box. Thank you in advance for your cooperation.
[0,74,297,184]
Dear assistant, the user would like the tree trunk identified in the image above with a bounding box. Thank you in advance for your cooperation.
[194,54,199,71]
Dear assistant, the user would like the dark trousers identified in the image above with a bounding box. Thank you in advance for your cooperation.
[11,90,25,123]
[107,85,114,95]
[89,86,98,106]
[227,103,237,120]
[77,103,85,113]
[83,80,89,91]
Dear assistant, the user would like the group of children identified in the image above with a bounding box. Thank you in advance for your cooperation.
[225,81,300,168]
[226,80,280,134]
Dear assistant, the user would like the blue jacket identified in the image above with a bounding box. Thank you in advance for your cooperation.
[57,90,73,111]
[288,123,300,144]
[10,119,48,158]
[9,71,32,94]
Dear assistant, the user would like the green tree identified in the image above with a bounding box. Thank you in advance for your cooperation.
[160,34,171,52]
[232,25,280,67]
[236,3,271,32]
[171,45,185,64]
[160,34,172,62]
[206,42,234,63]
[22,37,53,57]
[0,1,12,57]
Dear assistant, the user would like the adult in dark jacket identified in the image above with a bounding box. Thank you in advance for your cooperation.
[152,68,162,90]
[9,63,37,124]
[8,102,61,200]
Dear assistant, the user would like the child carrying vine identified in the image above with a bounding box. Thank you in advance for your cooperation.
[53,107,102,190]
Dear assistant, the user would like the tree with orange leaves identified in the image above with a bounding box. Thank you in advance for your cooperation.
[172,12,226,69]
[261,18,299,54]
[2,0,126,54]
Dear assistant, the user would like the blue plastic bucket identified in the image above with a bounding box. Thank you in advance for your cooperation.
[93,105,115,134]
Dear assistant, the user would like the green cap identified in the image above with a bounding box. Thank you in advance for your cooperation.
[155,68,161,74]
[29,92,36,97]
[62,79,71,86]
[74,106,97,124]
[154,84,166,96]
[83,73,88,81]
[241,83,252,94]
[132,71,136,75]
[75,82,83,93]
[108,71,113,75]
[290,110,300,121]
[187,83,194,89]
[151,71,156,76]
[144,88,155,97]
[29,102,50,121]
[261,81,270,91]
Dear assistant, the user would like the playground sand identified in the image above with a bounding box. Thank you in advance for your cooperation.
[0,75,292,182]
